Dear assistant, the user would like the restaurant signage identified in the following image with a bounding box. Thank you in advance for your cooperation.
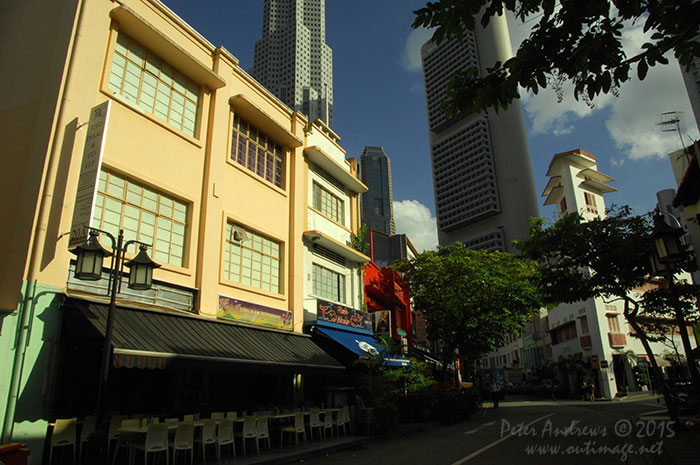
[69,100,111,247]
[317,299,372,331]
[218,295,293,330]
[374,310,391,336]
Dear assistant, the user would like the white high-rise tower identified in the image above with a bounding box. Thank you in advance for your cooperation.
[251,0,333,127]
[421,15,539,253]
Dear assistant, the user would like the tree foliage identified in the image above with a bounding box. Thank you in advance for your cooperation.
[393,244,542,370]
[413,0,700,114]
[515,207,700,421]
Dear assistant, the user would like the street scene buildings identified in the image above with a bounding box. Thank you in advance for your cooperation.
[0,1,699,464]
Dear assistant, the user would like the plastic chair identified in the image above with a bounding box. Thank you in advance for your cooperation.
[107,415,124,459]
[341,406,353,434]
[335,407,350,436]
[194,419,216,463]
[182,414,194,422]
[225,411,237,421]
[255,416,271,454]
[113,418,140,464]
[170,422,194,465]
[308,410,322,441]
[49,417,77,465]
[133,423,169,465]
[322,410,334,440]
[78,416,96,463]
[216,419,236,460]
[210,412,225,421]
[280,412,307,447]
[165,417,179,425]
[235,416,257,456]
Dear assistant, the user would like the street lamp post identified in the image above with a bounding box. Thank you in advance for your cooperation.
[648,213,700,412]
[70,227,159,459]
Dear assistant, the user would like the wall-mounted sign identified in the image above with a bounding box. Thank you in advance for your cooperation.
[374,311,391,336]
[69,100,111,247]
[218,295,293,330]
[317,299,372,331]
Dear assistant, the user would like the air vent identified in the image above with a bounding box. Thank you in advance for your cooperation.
[313,244,345,266]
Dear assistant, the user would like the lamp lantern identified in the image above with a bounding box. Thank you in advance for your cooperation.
[124,244,160,290]
[70,229,112,281]
[649,213,686,265]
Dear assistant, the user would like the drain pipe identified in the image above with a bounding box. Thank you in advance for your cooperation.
[1,0,85,443]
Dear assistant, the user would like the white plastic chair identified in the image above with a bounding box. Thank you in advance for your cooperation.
[49,417,77,465]
[281,412,307,447]
[107,415,123,459]
[112,418,139,464]
[255,416,271,454]
[210,412,225,421]
[133,423,169,465]
[308,410,322,441]
[235,416,257,456]
[78,416,96,463]
[225,411,237,421]
[335,406,350,436]
[170,422,194,465]
[182,414,195,422]
[195,419,216,463]
[322,410,334,440]
[216,419,236,460]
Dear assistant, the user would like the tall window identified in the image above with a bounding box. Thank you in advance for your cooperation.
[92,170,187,266]
[559,197,567,215]
[312,182,344,224]
[579,315,589,334]
[312,264,345,303]
[223,223,281,293]
[230,115,284,187]
[584,192,598,214]
[108,33,200,136]
[607,315,621,333]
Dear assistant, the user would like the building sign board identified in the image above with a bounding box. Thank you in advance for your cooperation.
[374,310,391,336]
[218,295,293,330]
[316,299,372,331]
[69,100,111,247]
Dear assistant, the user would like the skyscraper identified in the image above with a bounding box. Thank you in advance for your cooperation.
[359,146,396,235]
[251,0,334,127]
[421,15,539,253]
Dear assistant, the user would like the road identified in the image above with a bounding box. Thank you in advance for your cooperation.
[297,395,670,465]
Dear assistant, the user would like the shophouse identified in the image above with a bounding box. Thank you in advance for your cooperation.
[541,149,696,398]
[0,0,360,458]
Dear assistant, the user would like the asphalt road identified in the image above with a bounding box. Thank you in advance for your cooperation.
[296,395,669,465]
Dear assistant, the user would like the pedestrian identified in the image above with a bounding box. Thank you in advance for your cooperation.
[587,381,595,402]
[490,380,501,408]
[580,380,587,401]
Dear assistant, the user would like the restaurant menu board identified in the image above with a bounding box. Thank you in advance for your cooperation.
[218,295,293,330]
[317,299,372,331]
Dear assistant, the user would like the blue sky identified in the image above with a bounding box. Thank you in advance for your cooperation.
[160,0,699,252]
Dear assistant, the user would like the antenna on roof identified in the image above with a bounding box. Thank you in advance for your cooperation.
[658,111,690,161]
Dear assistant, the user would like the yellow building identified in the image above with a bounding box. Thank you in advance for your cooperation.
[0,0,367,457]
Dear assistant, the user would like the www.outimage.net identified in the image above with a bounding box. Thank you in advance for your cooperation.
[524,440,664,462]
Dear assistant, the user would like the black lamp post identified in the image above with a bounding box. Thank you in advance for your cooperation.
[70,227,159,459]
[647,212,700,413]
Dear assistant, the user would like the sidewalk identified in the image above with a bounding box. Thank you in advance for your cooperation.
[638,410,700,465]
[218,434,365,465]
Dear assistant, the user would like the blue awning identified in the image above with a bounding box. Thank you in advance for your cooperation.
[314,327,410,367]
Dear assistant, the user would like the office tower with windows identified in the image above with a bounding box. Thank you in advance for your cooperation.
[251,0,333,127]
[421,14,538,253]
[359,146,395,235]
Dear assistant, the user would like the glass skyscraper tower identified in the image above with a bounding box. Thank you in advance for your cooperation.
[359,146,395,235]
[251,0,334,127]
[421,15,539,253]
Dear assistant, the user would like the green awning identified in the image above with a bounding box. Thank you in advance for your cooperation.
[79,303,344,371]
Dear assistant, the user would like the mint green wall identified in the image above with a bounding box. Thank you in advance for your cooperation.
[1,282,63,463]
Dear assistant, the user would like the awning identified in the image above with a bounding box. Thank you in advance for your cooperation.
[79,303,344,371]
[313,326,410,367]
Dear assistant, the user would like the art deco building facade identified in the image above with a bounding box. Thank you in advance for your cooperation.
[420,15,539,253]
[359,146,396,235]
[251,0,334,127]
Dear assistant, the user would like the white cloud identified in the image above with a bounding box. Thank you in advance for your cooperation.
[393,200,438,252]
[400,27,433,72]
[507,13,698,159]
[605,26,699,159]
